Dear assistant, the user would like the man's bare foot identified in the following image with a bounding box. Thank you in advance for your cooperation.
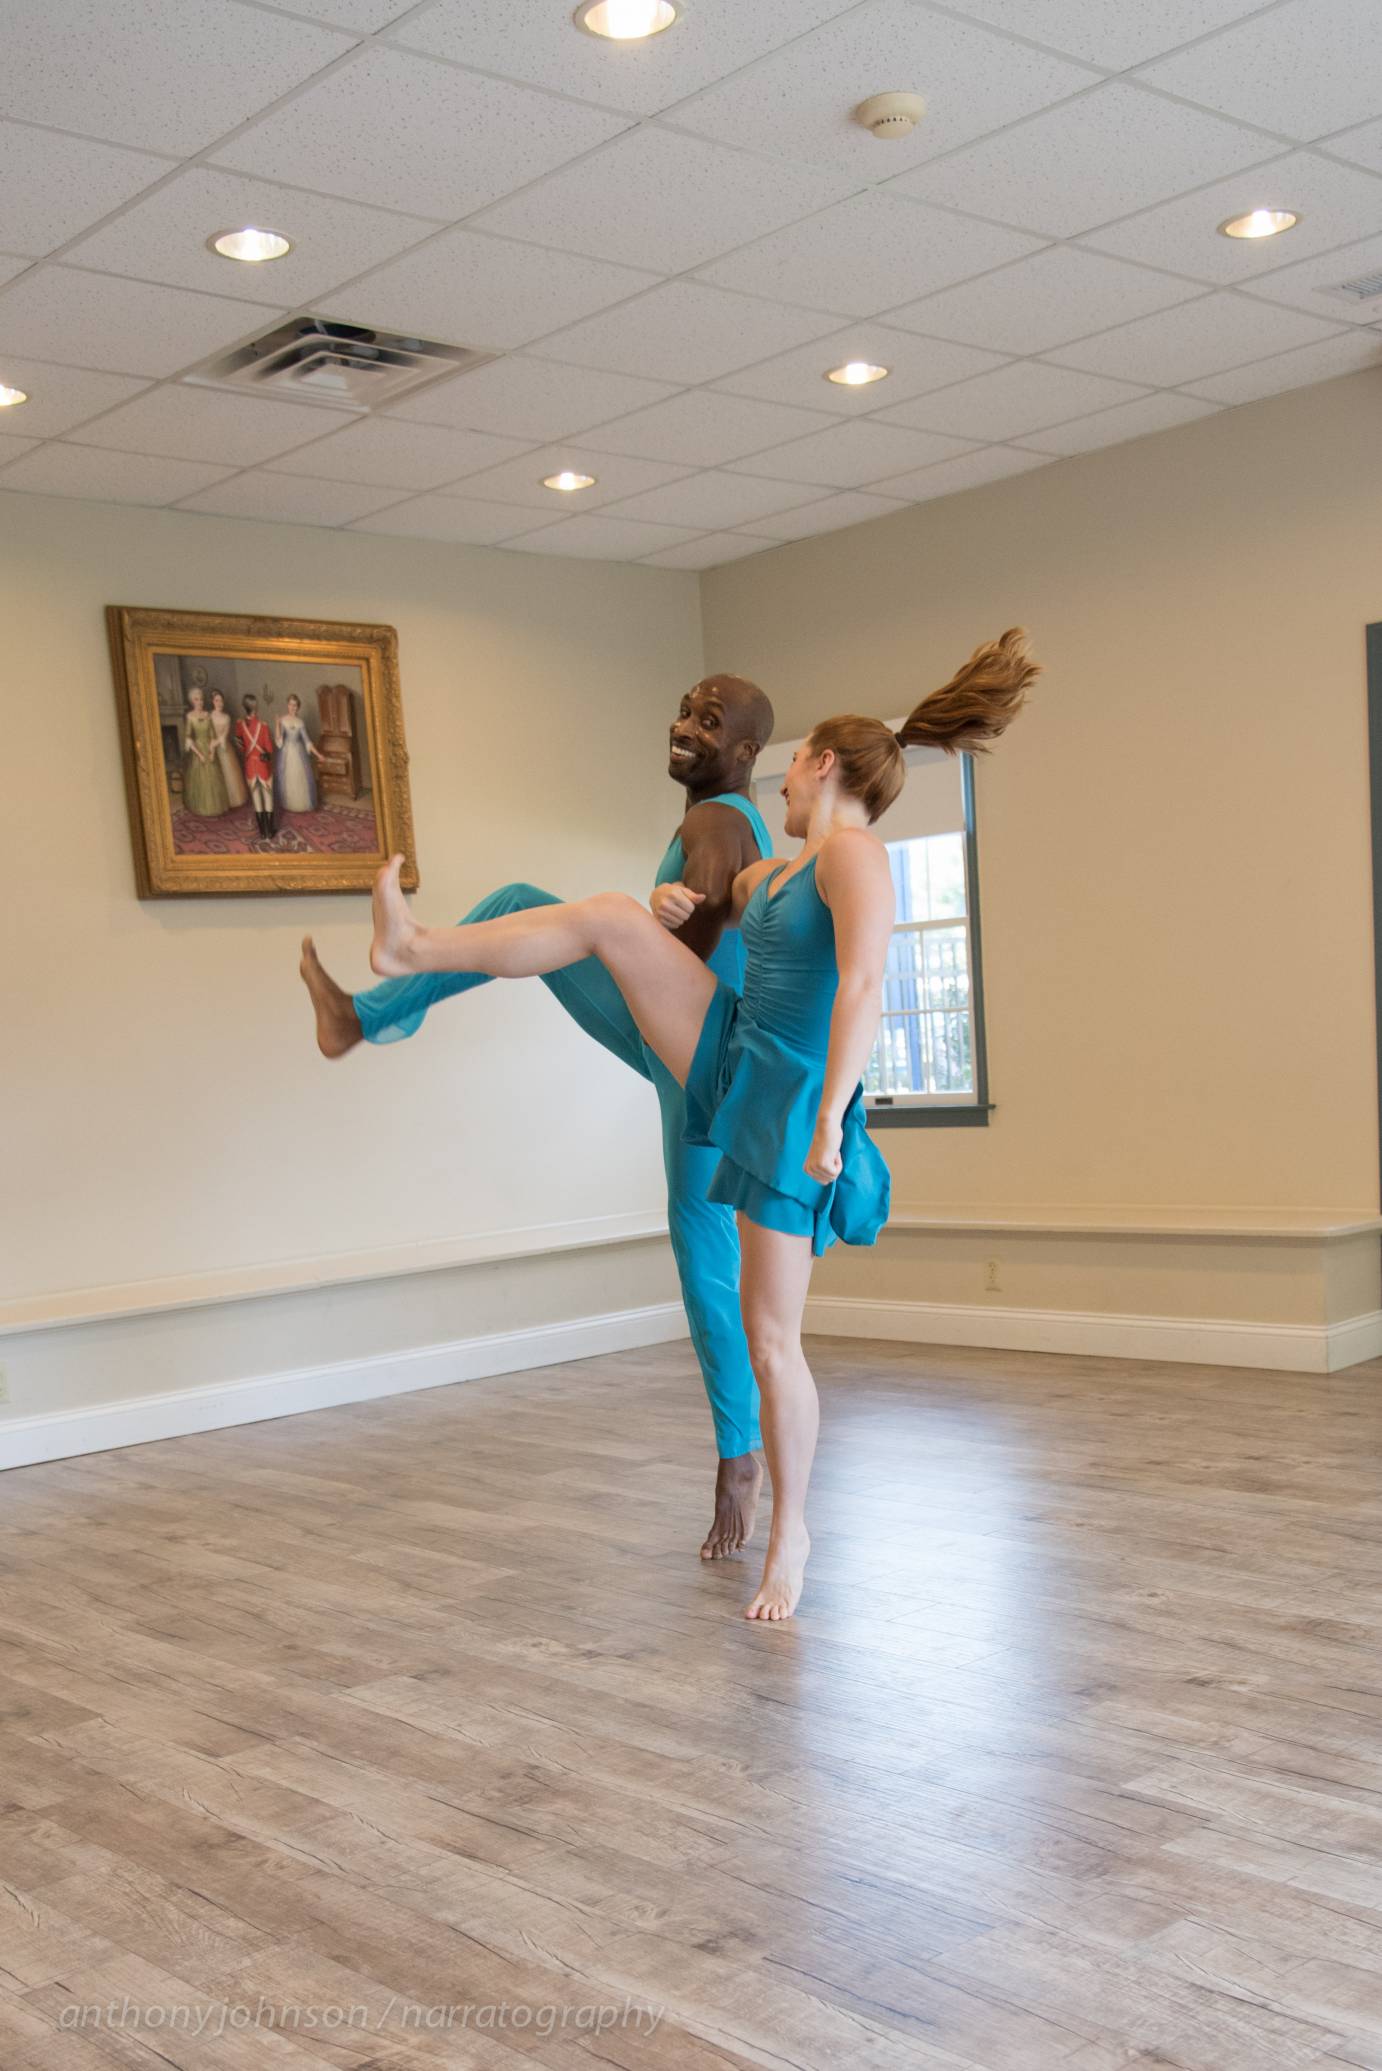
[744,1523,810,1622]
[299,937,364,1059]
[700,1452,763,1560]
[370,855,419,977]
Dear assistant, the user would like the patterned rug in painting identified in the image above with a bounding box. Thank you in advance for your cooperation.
[171,798,380,856]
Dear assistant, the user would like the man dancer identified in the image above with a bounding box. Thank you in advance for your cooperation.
[236,693,276,840]
[300,675,777,1560]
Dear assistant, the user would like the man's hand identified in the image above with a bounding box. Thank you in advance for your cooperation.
[651,881,706,932]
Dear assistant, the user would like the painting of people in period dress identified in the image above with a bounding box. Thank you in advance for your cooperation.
[110,607,416,899]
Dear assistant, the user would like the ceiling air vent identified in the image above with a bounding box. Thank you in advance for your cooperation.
[187,317,495,410]
[1322,268,1382,306]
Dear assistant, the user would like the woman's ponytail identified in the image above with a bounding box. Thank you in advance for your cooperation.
[895,626,1039,757]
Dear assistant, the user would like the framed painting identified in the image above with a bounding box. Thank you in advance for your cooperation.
[107,605,419,898]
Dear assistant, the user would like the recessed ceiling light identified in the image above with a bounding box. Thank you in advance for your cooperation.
[0,383,27,408]
[543,471,597,492]
[574,0,678,41]
[826,360,889,387]
[210,227,292,263]
[1218,208,1299,241]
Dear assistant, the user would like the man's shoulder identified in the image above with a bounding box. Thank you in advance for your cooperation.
[679,796,762,848]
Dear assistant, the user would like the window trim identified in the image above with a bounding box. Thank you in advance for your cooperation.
[753,730,991,1132]
[1366,622,1382,1200]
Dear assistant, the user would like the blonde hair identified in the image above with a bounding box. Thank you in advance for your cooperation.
[807,628,1040,824]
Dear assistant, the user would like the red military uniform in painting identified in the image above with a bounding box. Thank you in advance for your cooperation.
[236,702,276,839]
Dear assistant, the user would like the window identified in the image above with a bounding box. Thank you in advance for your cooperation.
[752,733,989,1129]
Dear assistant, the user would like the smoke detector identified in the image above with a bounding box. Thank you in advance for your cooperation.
[855,91,926,140]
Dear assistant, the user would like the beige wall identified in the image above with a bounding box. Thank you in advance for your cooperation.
[1,492,703,1310]
[703,366,1382,1215]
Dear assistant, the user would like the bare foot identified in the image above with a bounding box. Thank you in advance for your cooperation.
[700,1453,763,1560]
[370,854,419,977]
[744,1524,810,1623]
[299,937,364,1059]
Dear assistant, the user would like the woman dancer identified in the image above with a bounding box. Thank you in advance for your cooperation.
[365,632,1038,1621]
[275,693,322,816]
[182,685,229,818]
[209,689,249,812]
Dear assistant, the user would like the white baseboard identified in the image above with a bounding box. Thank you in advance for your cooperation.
[804,1296,1382,1375]
[0,1301,689,1472]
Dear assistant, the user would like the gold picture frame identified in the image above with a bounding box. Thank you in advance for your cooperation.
[107,604,419,899]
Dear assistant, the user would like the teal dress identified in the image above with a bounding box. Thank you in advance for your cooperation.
[685,855,891,1258]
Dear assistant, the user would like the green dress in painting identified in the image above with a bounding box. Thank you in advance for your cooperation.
[184,709,229,816]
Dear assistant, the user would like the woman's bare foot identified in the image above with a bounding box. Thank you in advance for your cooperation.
[700,1453,763,1560]
[744,1523,810,1622]
[370,855,420,977]
[299,937,364,1058]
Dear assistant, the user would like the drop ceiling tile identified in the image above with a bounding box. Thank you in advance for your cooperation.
[0,257,32,289]
[0,0,354,155]
[504,514,705,559]
[450,446,694,512]
[0,123,170,259]
[272,0,417,26]
[1135,0,1382,141]
[886,246,1203,355]
[583,390,835,467]
[1179,326,1382,400]
[0,357,150,437]
[471,130,858,276]
[640,533,779,569]
[727,418,977,487]
[319,230,657,352]
[385,357,678,441]
[677,1,1097,174]
[605,471,827,528]
[876,361,1149,440]
[935,0,1272,69]
[892,82,1279,239]
[1327,116,1382,175]
[697,192,1045,317]
[713,326,1009,412]
[1048,291,1348,383]
[391,0,856,119]
[66,385,351,466]
[213,46,631,220]
[0,444,235,503]
[534,281,842,385]
[174,472,407,523]
[1238,232,1382,324]
[261,415,532,489]
[1016,390,1220,453]
[1082,152,1382,285]
[868,445,1054,501]
[0,432,41,466]
[738,489,912,538]
[0,268,278,377]
[62,168,441,306]
[347,494,537,543]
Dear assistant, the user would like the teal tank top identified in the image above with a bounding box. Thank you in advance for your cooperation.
[655,791,772,993]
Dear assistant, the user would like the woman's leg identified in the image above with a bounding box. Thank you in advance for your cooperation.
[737,1216,817,1622]
[370,857,716,1086]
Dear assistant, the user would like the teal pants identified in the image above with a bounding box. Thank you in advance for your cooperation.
[354,882,762,1460]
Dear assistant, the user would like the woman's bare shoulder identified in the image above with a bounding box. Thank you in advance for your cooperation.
[816,827,890,902]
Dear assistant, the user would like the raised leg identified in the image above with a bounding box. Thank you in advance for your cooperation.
[371,860,717,1088]
[352,881,648,1076]
[737,1217,817,1622]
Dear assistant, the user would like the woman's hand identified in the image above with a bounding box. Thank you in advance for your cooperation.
[805,1114,843,1185]
[651,881,705,932]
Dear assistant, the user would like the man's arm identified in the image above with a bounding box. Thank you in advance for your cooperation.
[656,801,760,963]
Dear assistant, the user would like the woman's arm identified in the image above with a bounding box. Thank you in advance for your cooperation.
[807,831,894,1181]
[729,856,778,923]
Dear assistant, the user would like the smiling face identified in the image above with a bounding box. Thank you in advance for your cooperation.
[668,676,767,796]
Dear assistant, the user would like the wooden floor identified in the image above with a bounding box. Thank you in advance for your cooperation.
[1,1337,1382,2071]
